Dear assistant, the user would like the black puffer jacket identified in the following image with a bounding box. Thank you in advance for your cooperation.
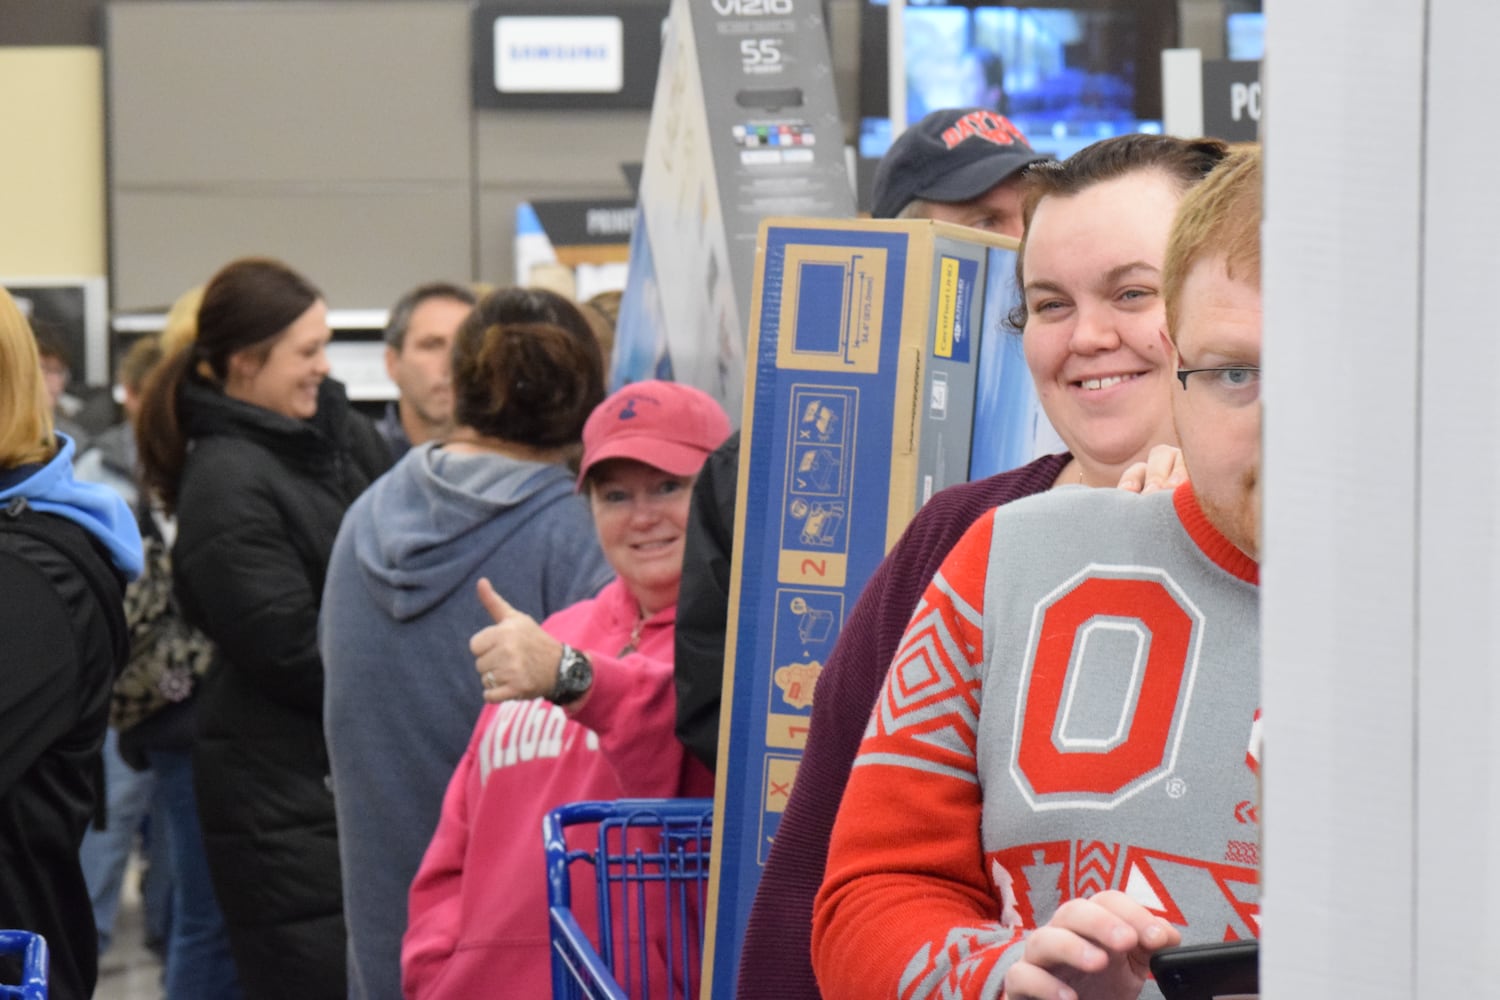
[0,500,127,1000]
[172,377,389,1000]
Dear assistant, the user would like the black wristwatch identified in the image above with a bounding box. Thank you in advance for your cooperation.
[548,643,593,706]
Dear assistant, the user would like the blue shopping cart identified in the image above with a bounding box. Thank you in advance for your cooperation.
[0,930,47,1000]
[545,798,714,1000]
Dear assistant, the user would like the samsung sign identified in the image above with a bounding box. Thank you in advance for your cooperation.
[473,2,666,109]
[495,17,623,94]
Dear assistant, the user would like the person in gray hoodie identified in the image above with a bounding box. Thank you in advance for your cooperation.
[319,286,615,1000]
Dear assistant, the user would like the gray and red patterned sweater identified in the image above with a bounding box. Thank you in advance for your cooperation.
[814,482,1261,1000]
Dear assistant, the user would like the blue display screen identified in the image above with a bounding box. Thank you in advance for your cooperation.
[861,1,1165,161]
[1226,12,1264,61]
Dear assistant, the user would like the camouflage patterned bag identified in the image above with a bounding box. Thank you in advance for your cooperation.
[110,532,214,732]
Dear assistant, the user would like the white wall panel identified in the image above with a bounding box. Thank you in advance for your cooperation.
[1260,0,1425,996]
[113,187,473,310]
[108,2,472,186]
[1416,0,1500,992]
[107,1,474,310]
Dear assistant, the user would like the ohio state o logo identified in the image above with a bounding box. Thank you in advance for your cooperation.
[1010,567,1203,808]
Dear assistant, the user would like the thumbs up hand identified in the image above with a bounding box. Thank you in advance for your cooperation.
[470,578,565,704]
[475,577,524,628]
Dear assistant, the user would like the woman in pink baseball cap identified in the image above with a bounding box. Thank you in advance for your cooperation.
[403,380,730,1000]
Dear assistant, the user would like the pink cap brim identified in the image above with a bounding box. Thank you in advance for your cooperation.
[575,437,711,490]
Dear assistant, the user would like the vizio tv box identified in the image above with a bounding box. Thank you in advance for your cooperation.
[705,216,1047,993]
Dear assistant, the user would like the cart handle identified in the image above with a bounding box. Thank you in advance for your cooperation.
[0,930,48,1000]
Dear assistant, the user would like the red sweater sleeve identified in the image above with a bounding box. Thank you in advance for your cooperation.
[402,720,483,1000]
[813,512,1024,999]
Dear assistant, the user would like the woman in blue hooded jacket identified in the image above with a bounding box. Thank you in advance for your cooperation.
[0,286,141,1000]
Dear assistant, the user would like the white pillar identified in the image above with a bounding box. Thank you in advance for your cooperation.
[1263,0,1500,995]
[1413,0,1500,990]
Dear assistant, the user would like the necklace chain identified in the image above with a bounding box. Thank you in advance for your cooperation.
[619,615,645,657]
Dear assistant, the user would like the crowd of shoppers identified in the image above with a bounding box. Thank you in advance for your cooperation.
[0,107,1266,1000]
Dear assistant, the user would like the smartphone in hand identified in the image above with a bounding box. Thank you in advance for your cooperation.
[1149,940,1258,1000]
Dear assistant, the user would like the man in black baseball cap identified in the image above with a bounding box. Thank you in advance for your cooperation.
[871,107,1048,238]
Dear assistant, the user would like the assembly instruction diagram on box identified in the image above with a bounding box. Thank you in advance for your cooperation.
[779,386,856,584]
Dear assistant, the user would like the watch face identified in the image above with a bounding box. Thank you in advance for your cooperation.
[554,646,592,705]
[565,650,591,688]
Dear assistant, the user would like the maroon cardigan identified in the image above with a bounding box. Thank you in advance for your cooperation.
[734,452,1071,999]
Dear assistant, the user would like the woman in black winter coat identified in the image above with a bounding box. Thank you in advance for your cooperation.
[137,258,391,999]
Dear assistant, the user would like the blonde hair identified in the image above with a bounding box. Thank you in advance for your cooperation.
[118,335,165,393]
[0,287,57,468]
[580,289,622,364]
[1162,144,1263,342]
[894,198,935,221]
[159,285,204,357]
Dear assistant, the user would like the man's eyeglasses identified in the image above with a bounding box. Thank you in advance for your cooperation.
[1175,365,1260,405]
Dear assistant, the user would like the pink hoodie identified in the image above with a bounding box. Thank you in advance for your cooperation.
[402,578,713,999]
